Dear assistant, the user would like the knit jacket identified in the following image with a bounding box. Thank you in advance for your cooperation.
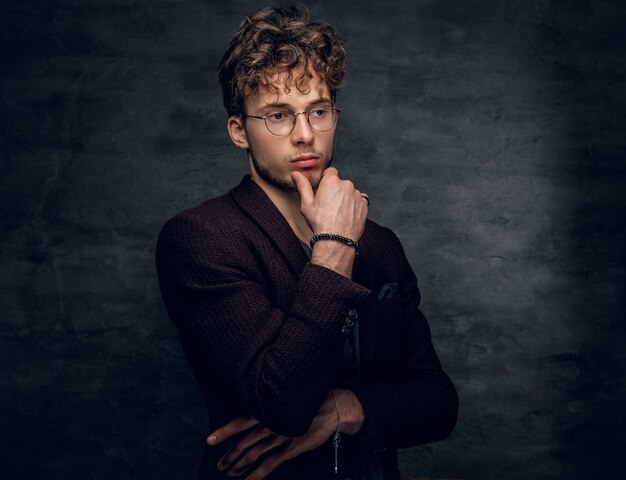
[155,175,458,480]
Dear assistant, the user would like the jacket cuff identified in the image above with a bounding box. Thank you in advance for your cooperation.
[291,262,372,335]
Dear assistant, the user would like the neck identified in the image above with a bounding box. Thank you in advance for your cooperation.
[250,171,314,244]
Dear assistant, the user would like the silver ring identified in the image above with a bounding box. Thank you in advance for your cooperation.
[360,193,370,206]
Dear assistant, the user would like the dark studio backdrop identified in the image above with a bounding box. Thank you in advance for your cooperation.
[1,0,625,478]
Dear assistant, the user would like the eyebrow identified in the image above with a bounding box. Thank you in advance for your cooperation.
[259,97,332,109]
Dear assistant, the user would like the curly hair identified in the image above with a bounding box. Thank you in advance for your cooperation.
[218,6,347,117]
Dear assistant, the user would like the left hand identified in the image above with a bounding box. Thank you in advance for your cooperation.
[207,389,364,479]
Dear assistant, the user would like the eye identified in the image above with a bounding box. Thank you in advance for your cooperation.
[310,107,329,118]
[266,111,290,122]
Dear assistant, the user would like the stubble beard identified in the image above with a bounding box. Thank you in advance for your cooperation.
[248,145,333,193]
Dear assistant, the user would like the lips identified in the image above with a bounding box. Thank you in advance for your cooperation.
[291,154,321,168]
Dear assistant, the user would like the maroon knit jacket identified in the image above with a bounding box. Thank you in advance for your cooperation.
[155,175,458,479]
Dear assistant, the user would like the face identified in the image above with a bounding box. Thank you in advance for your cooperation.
[228,70,336,193]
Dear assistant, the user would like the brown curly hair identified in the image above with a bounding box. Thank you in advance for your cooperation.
[218,6,347,117]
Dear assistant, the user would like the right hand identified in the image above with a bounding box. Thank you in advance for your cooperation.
[291,167,368,241]
[207,393,340,479]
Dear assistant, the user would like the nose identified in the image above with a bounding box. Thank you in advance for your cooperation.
[290,112,315,145]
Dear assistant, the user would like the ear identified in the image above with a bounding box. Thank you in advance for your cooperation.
[227,115,249,149]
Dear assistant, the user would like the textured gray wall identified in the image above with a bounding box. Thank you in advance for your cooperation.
[1,0,625,479]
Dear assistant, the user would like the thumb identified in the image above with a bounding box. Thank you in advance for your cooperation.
[291,171,314,206]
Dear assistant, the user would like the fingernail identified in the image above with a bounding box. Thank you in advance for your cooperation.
[207,435,217,445]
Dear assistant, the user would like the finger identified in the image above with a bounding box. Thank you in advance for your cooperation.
[356,190,368,209]
[291,171,314,205]
[244,453,285,480]
[321,166,338,178]
[227,436,290,478]
[355,189,370,206]
[207,417,260,446]
[355,189,369,209]
[217,427,276,471]
[243,439,310,480]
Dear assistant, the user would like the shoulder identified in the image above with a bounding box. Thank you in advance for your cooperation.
[158,175,271,248]
[155,189,256,270]
[159,192,241,243]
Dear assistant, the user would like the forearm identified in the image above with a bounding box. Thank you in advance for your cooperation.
[157,218,372,436]
[339,229,458,450]
[348,310,458,450]
[346,368,458,450]
[235,263,371,435]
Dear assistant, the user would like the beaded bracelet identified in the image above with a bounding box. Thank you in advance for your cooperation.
[310,233,360,255]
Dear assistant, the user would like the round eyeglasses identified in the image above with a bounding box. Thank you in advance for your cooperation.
[244,105,340,136]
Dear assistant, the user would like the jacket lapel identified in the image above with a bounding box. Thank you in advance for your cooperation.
[229,175,309,276]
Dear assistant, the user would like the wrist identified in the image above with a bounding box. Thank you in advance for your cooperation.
[310,241,356,278]
[310,233,360,255]
[333,388,365,435]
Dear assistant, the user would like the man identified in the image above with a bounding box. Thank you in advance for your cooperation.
[156,6,457,480]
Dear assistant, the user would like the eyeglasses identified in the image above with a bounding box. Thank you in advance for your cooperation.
[244,105,340,136]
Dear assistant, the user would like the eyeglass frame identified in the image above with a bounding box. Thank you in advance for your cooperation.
[241,105,341,136]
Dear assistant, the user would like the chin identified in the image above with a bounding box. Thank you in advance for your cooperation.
[285,172,321,192]
[268,170,322,193]
[306,172,322,191]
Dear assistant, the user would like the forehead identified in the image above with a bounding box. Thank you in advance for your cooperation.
[245,69,331,110]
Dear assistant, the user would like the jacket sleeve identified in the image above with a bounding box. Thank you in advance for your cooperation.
[155,212,371,436]
[345,228,458,451]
